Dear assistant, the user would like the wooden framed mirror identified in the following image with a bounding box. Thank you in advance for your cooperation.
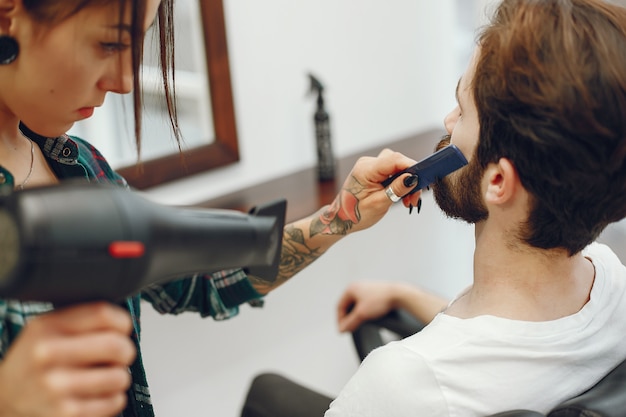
[116,0,239,189]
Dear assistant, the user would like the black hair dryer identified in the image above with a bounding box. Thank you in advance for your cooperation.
[0,182,286,305]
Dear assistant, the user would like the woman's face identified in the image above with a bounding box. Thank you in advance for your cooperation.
[1,0,160,137]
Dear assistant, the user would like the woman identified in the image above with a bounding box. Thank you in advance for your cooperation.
[0,1,420,416]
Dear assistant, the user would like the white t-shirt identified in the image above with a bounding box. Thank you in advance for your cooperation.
[325,243,626,417]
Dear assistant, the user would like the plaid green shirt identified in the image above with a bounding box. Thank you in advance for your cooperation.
[0,125,264,417]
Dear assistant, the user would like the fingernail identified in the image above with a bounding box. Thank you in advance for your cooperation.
[409,203,413,215]
[403,175,418,188]
[417,198,422,214]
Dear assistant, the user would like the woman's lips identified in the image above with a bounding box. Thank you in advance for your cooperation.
[78,107,94,118]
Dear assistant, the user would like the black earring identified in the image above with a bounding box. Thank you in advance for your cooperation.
[0,35,19,65]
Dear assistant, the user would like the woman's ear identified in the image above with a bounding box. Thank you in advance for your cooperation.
[0,0,17,15]
[0,0,18,33]
[484,157,520,205]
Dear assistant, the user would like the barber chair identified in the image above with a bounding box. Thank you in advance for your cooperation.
[241,309,626,417]
[352,309,626,417]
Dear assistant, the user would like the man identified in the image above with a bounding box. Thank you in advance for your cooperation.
[326,0,626,415]
[242,0,626,415]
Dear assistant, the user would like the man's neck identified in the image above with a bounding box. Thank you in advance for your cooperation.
[445,224,596,321]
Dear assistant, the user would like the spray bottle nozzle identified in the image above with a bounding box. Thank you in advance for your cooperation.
[308,73,325,108]
[308,73,324,93]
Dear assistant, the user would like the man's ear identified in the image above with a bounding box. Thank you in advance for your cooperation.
[484,157,520,205]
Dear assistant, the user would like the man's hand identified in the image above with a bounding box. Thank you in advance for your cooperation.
[0,302,136,417]
[337,281,400,333]
[337,281,450,333]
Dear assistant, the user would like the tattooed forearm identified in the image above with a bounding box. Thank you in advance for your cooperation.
[248,224,322,293]
[278,225,322,280]
[248,176,369,293]
[311,175,365,237]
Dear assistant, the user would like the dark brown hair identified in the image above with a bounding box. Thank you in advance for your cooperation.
[22,0,181,156]
[473,0,626,255]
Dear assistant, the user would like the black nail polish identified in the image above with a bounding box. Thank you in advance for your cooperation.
[417,198,422,214]
[404,175,418,188]
[409,204,413,215]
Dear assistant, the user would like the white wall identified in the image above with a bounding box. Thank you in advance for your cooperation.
[145,0,465,205]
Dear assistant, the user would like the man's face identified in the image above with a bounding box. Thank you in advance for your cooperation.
[432,48,488,224]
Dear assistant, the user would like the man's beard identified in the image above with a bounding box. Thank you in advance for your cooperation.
[431,136,488,224]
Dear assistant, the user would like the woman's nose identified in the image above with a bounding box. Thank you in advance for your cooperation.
[100,71,133,95]
[113,72,133,94]
[98,56,134,94]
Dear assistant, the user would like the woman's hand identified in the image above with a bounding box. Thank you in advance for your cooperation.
[317,149,421,236]
[251,149,421,293]
[0,302,136,417]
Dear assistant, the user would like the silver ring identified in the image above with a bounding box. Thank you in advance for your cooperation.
[385,186,402,203]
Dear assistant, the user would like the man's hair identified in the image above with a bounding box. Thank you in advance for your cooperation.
[22,0,181,155]
[473,0,626,255]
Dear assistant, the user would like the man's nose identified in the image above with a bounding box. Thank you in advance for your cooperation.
[443,106,460,134]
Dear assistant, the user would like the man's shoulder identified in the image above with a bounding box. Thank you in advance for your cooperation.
[361,335,442,378]
[584,241,621,260]
[328,342,448,417]
[584,241,626,286]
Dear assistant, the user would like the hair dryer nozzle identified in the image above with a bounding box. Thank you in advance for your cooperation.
[0,182,287,304]
[245,199,287,283]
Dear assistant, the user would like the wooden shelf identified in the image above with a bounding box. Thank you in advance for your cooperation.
[197,128,446,222]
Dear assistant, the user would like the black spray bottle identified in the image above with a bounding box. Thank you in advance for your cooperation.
[308,73,336,181]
